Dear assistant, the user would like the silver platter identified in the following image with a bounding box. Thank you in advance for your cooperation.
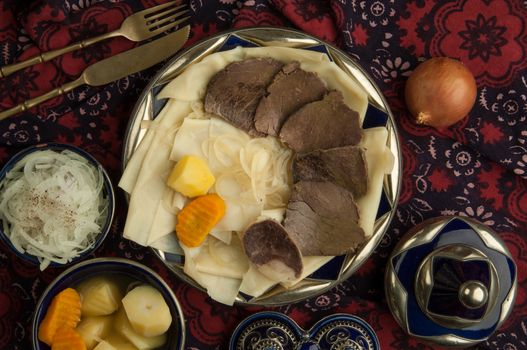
[122,27,402,306]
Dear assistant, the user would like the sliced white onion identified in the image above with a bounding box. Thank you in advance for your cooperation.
[0,149,108,270]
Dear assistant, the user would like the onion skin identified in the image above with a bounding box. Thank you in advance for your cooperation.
[405,57,477,129]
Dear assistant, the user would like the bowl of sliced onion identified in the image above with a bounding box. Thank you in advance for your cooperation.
[0,143,114,270]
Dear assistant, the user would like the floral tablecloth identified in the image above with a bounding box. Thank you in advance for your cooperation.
[0,1,526,349]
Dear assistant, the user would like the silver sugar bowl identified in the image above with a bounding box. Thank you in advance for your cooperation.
[385,216,517,347]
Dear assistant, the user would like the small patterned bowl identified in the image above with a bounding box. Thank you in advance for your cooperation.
[230,311,380,350]
[32,257,186,350]
[0,143,115,269]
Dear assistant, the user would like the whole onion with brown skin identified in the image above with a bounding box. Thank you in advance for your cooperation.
[405,57,477,129]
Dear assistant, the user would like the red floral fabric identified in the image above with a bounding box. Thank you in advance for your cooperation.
[0,1,526,349]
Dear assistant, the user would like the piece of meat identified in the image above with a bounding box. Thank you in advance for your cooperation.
[204,58,284,136]
[254,61,327,136]
[279,90,362,153]
[293,145,368,199]
[243,219,303,281]
[284,181,365,256]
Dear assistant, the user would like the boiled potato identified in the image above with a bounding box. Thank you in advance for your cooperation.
[167,155,215,197]
[104,333,138,350]
[121,285,172,337]
[114,307,167,350]
[93,340,117,350]
[77,277,122,316]
[76,315,113,350]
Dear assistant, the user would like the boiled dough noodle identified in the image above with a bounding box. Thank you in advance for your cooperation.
[0,150,107,270]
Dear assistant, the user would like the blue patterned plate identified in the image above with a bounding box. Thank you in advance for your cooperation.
[123,27,402,305]
[229,311,380,350]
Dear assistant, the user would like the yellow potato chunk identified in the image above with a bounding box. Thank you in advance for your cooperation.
[114,308,167,350]
[76,315,113,350]
[121,285,172,337]
[103,334,138,350]
[93,340,117,350]
[77,277,122,316]
[167,155,215,197]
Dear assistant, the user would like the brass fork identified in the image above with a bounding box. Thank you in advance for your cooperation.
[0,1,189,78]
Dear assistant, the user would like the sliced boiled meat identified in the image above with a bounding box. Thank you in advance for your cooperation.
[279,90,362,153]
[254,61,327,136]
[243,219,303,281]
[293,145,368,199]
[284,181,365,256]
[204,58,283,136]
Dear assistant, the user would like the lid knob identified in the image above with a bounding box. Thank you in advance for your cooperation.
[459,281,488,309]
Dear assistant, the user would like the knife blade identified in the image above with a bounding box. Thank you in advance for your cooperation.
[83,25,189,86]
[0,25,190,120]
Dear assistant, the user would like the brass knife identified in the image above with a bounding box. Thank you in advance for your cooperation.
[0,25,190,120]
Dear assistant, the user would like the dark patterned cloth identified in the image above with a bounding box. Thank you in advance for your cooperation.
[0,0,526,349]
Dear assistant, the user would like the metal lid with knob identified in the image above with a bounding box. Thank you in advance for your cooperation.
[385,216,517,347]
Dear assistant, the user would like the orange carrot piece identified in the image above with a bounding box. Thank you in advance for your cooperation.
[176,194,226,247]
[51,326,87,350]
[38,288,82,346]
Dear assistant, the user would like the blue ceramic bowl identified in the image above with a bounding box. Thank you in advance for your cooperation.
[0,143,115,268]
[229,311,380,350]
[32,257,186,350]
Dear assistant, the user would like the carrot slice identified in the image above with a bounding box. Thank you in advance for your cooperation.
[38,288,82,346]
[51,326,87,350]
[176,194,226,247]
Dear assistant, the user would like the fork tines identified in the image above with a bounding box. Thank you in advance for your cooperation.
[145,2,189,32]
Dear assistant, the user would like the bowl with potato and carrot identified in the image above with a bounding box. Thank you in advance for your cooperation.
[32,258,185,350]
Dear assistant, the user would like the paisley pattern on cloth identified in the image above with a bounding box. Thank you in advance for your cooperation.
[0,1,526,349]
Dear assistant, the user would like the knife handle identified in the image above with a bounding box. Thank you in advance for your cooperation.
[0,77,85,120]
[0,31,119,78]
